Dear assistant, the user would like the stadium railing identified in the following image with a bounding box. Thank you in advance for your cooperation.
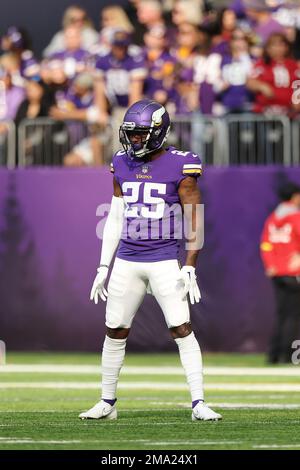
[224,114,292,165]
[292,117,300,165]
[170,114,226,165]
[0,120,16,168]
[1,114,297,167]
[17,117,113,166]
[170,114,292,165]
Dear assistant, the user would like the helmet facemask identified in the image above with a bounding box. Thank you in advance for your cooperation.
[119,123,170,158]
[119,125,151,158]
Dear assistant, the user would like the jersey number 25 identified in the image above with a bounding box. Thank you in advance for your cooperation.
[122,182,166,219]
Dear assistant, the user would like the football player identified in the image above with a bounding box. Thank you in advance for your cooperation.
[79,99,222,422]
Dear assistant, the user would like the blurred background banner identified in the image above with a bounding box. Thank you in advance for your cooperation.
[0,166,299,352]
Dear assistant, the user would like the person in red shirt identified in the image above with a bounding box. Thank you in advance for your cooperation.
[247,33,300,116]
[260,182,300,363]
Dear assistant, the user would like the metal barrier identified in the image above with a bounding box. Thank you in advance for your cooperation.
[1,114,295,167]
[169,114,224,165]
[292,118,300,165]
[0,120,16,168]
[18,118,113,166]
[224,114,291,165]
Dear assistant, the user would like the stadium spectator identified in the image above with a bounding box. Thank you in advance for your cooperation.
[169,23,203,112]
[40,59,69,95]
[244,0,284,45]
[260,182,300,363]
[49,71,94,121]
[100,5,134,34]
[191,10,239,115]
[172,0,204,27]
[48,72,107,167]
[14,76,55,165]
[0,58,25,121]
[0,63,26,165]
[0,52,23,88]
[230,0,247,19]
[213,28,253,114]
[15,76,54,126]
[123,0,147,45]
[48,26,88,79]
[39,57,75,157]
[271,2,300,61]
[171,23,201,68]
[93,5,139,58]
[1,27,37,84]
[192,25,224,114]
[43,5,98,57]
[168,65,198,115]
[137,0,166,30]
[247,32,300,116]
[143,25,176,104]
[94,30,146,153]
[217,7,238,42]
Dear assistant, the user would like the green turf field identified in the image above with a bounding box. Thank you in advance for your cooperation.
[0,352,300,450]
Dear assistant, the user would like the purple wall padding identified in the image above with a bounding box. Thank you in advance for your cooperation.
[0,166,299,352]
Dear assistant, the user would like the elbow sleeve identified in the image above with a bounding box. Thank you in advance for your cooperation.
[99,196,125,267]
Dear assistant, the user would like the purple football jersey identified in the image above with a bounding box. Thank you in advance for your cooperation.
[49,49,88,78]
[95,52,146,107]
[111,146,202,262]
[55,86,93,110]
[143,50,176,99]
[50,48,88,63]
[218,54,253,112]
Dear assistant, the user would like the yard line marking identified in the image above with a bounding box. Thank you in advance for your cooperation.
[1,365,300,376]
[253,444,300,448]
[0,438,82,444]
[1,382,300,391]
[150,402,300,409]
[0,437,245,446]
[138,440,245,446]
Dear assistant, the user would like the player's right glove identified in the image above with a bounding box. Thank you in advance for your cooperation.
[177,266,201,305]
[90,266,109,304]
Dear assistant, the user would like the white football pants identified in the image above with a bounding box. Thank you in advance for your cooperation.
[106,257,190,329]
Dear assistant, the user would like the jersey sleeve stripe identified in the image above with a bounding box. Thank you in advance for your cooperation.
[183,164,202,169]
[182,169,202,174]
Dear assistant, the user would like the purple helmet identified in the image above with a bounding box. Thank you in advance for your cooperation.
[119,99,170,158]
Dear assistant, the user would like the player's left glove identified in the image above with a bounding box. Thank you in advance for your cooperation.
[177,266,201,305]
[90,266,109,304]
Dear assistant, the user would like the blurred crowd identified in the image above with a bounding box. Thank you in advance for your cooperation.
[1,0,300,166]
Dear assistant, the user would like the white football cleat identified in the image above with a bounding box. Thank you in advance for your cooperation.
[192,402,222,421]
[79,400,117,420]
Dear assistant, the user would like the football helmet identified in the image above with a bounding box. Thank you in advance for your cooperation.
[119,99,170,158]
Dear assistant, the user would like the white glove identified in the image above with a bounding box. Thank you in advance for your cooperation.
[177,266,201,305]
[90,266,109,304]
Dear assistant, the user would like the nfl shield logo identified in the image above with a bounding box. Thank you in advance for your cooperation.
[142,165,149,174]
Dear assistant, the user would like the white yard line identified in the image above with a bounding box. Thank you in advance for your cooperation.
[1,365,300,376]
[1,437,299,448]
[0,437,245,446]
[0,382,300,391]
[150,401,300,409]
[0,438,81,444]
[253,444,300,448]
[135,441,244,446]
